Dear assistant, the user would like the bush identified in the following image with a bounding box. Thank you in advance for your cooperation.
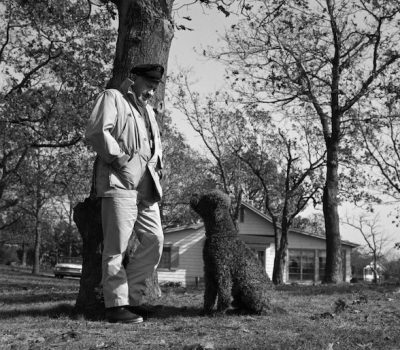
[0,245,19,265]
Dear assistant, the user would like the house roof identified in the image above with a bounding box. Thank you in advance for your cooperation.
[164,223,203,234]
[241,201,359,247]
[164,201,359,248]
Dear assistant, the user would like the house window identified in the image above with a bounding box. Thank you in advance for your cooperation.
[158,245,179,270]
[250,248,265,268]
[318,251,326,281]
[288,249,315,281]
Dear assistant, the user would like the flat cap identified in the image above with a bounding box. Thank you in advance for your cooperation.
[130,63,164,82]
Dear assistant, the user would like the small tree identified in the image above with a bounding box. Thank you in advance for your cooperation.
[343,213,390,283]
[231,110,325,284]
[171,74,325,283]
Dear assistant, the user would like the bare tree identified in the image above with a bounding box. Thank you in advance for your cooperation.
[171,73,326,284]
[343,213,390,283]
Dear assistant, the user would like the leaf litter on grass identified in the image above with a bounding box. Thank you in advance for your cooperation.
[1,265,400,349]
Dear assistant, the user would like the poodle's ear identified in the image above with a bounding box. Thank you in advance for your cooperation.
[190,193,200,210]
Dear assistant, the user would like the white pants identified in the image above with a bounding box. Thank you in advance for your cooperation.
[101,192,163,308]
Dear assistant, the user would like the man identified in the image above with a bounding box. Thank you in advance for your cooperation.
[86,64,165,323]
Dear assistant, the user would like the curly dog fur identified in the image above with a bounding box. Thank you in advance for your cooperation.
[190,190,272,315]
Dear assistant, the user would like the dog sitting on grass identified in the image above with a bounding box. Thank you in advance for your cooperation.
[190,189,272,315]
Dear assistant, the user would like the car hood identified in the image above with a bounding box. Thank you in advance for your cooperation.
[54,263,82,269]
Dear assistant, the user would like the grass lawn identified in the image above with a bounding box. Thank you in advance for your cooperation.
[1,264,400,350]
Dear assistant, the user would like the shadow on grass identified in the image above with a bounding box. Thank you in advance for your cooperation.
[0,303,80,320]
[148,305,202,319]
[0,292,78,305]
[275,282,399,296]
[0,302,203,322]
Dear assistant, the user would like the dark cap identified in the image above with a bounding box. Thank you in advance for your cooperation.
[130,63,164,82]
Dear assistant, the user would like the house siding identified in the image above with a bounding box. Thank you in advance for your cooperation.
[158,227,205,287]
[239,208,275,236]
[288,231,327,250]
[265,243,275,280]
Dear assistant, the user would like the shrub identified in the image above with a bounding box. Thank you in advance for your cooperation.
[0,245,19,265]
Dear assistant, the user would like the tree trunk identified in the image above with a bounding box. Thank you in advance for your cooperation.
[32,222,41,275]
[76,0,174,316]
[21,242,27,267]
[272,228,288,285]
[372,257,378,284]
[323,141,342,283]
[107,0,174,99]
[74,197,104,317]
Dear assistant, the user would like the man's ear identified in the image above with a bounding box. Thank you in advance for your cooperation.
[119,78,134,95]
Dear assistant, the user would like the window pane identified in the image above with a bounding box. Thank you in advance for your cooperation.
[302,251,315,281]
[289,250,301,281]
[318,251,326,281]
[158,247,171,269]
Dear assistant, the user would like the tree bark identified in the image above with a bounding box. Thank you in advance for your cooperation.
[272,228,288,285]
[323,140,342,283]
[75,0,174,316]
[32,220,41,274]
[74,197,104,317]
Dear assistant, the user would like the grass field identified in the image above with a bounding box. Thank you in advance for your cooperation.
[1,265,400,350]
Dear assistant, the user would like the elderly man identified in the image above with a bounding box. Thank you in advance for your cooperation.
[86,64,165,323]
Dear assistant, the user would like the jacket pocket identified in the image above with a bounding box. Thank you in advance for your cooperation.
[109,153,143,190]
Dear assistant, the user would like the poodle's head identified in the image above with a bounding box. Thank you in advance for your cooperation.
[190,189,231,220]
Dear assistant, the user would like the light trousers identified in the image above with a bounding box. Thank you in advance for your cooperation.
[101,192,163,308]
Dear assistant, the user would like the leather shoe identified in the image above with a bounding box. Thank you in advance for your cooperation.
[105,306,143,324]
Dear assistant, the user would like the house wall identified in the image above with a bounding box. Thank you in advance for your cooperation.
[239,208,275,236]
[158,206,356,286]
[344,248,352,282]
[288,231,327,250]
[158,228,205,287]
[287,230,354,283]
[265,243,275,280]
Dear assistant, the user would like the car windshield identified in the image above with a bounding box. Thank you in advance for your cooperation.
[57,257,82,265]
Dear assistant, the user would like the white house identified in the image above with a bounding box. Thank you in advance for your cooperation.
[157,202,358,286]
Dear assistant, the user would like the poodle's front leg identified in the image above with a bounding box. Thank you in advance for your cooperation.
[216,270,232,314]
[203,272,218,315]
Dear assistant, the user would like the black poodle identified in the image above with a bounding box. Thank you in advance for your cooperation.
[190,190,272,315]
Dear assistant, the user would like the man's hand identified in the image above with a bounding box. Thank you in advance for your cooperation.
[154,101,165,116]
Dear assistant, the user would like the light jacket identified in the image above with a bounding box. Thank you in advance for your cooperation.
[85,88,163,201]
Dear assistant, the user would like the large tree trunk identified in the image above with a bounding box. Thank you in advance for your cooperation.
[323,141,342,283]
[75,0,174,316]
[272,228,288,285]
[107,0,174,99]
[74,197,104,317]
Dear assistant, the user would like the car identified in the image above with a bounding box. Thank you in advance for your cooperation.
[54,257,82,278]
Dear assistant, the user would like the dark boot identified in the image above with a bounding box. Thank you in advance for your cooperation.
[105,306,143,324]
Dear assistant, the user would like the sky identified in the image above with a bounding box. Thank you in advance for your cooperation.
[165,3,400,256]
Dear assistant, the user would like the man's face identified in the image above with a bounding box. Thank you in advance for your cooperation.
[131,75,159,102]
